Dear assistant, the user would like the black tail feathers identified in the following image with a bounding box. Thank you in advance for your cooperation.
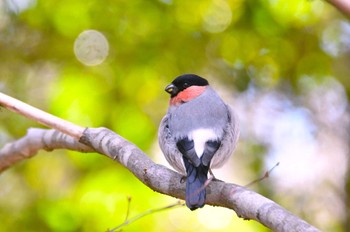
[183,159,209,210]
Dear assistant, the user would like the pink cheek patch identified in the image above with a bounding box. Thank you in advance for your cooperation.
[170,86,206,106]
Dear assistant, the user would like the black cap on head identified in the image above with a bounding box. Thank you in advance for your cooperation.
[165,74,209,97]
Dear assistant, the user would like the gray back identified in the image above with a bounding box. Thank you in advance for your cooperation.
[167,87,228,139]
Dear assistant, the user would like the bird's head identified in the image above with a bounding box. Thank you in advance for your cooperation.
[165,74,209,105]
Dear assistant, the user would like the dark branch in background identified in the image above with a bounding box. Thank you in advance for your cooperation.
[323,2,350,231]
[326,0,350,18]
[0,92,320,232]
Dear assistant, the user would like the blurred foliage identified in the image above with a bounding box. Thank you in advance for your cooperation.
[0,0,350,231]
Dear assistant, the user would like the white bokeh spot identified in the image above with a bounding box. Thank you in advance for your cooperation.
[74,30,109,66]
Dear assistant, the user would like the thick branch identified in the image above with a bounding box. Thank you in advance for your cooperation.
[0,92,321,231]
[81,127,320,232]
[0,127,320,232]
[0,128,93,172]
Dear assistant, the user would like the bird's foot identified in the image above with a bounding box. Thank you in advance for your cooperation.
[180,176,186,184]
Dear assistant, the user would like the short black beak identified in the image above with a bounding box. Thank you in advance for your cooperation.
[165,83,178,96]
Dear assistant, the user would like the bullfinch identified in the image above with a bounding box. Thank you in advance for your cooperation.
[158,74,239,210]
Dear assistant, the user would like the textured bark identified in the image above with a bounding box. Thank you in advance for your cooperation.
[0,91,321,231]
[0,128,92,172]
[80,127,321,232]
[0,127,320,232]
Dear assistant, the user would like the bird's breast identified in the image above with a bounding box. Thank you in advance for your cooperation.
[170,86,207,106]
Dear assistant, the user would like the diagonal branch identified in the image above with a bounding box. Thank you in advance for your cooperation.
[0,92,85,138]
[0,128,93,172]
[0,127,320,232]
[81,127,320,232]
[0,92,321,232]
[326,0,350,18]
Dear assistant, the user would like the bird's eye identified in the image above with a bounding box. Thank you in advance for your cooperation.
[183,82,189,88]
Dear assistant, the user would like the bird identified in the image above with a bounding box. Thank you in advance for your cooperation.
[158,74,239,210]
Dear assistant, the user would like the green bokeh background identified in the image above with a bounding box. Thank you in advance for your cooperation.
[0,0,349,231]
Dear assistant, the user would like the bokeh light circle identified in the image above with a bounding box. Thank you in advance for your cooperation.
[202,0,232,33]
[74,30,109,66]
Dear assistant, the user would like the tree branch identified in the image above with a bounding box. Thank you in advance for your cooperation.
[0,92,85,138]
[326,0,350,18]
[0,128,93,172]
[82,127,320,232]
[0,92,321,232]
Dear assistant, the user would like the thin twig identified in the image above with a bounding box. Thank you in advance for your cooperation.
[124,196,132,222]
[245,162,280,187]
[107,201,185,232]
